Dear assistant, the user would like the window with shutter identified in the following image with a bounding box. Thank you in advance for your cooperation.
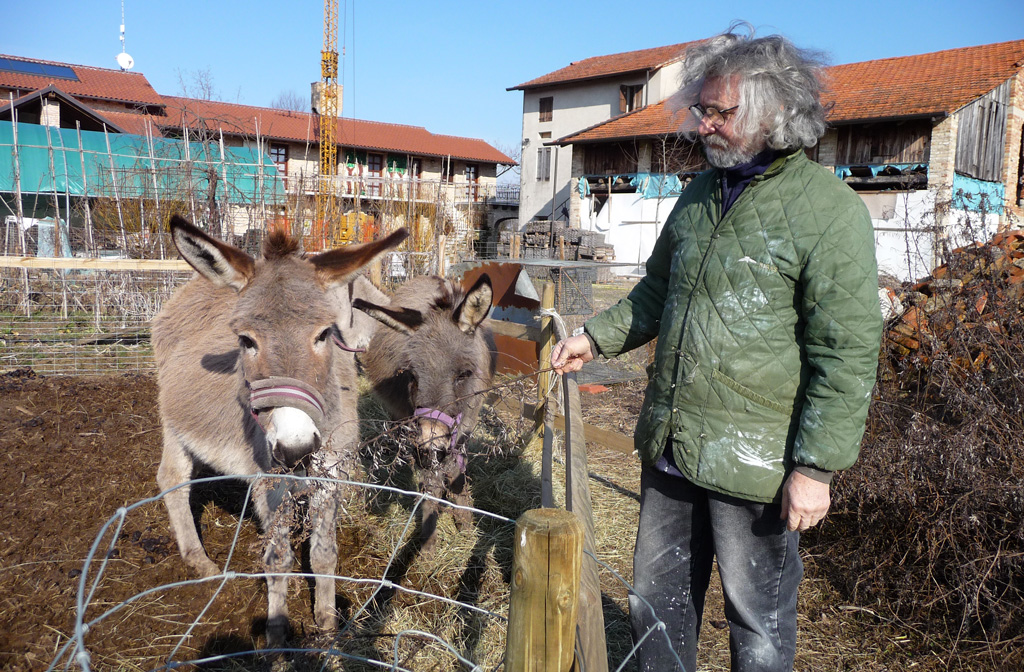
[539,96,553,123]
[537,147,551,181]
[619,85,644,113]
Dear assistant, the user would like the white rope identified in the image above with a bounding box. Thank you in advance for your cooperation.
[537,306,569,402]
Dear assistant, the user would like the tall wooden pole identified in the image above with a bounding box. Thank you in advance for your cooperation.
[538,281,557,507]
[556,315,609,672]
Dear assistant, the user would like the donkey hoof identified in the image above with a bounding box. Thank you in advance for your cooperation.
[452,507,473,532]
[265,615,290,650]
[315,609,338,633]
[184,552,221,579]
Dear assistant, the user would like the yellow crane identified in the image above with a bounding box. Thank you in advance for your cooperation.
[313,0,347,248]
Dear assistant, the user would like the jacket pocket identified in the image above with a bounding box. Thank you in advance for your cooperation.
[710,368,790,414]
[697,368,794,499]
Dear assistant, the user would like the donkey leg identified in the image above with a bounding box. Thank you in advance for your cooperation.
[309,483,339,633]
[417,466,446,554]
[263,493,295,649]
[442,452,474,531]
[157,435,219,578]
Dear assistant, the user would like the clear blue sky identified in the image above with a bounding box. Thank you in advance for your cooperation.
[5,0,1023,157]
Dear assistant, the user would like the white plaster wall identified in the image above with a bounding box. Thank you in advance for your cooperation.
[580,192,678,275]
[520,78,645,225]
[869,189,1001,282]
[647,61,685,104]
[579,186,992,283]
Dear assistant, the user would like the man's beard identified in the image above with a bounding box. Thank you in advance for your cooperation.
[700,134,758,169]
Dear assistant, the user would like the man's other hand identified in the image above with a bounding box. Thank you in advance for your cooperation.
[780,470,830,532]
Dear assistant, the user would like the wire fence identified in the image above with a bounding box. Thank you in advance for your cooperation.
[0,262,190,374]
[0,255,447,375]
[48,473,516,671]
[45,435,673,672]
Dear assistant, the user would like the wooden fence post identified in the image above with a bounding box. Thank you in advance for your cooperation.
[538,280,557,507]
[535,282,556,448]
[506,508,583,672]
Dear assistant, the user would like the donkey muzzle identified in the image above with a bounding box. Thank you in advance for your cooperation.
[249,377,327,468]
[413,407,466,472]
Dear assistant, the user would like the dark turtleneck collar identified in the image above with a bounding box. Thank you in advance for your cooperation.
[720,147,781,215]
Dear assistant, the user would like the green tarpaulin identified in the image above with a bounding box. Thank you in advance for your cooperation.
[0,120,282,204]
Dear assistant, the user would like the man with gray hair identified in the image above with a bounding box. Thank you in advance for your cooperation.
[552,24,882,672]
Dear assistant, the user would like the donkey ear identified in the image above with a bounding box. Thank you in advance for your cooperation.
[170,215,255,291]
[311,228,409,288]
[352,298,424,336]
[454,274,492,335]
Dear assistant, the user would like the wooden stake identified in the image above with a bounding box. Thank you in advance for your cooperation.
[506,508,583,672]
[537,281,557,506]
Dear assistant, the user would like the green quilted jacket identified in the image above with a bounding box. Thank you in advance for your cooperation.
[585,150,882,503]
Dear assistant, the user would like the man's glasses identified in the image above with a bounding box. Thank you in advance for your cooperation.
[689,103,739,127]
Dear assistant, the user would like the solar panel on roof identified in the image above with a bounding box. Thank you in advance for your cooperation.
[0,57,79,81]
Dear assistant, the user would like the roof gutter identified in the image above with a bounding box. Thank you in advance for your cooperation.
[828,111,949,125]
[507,67,654,92]
[552,132,671,147]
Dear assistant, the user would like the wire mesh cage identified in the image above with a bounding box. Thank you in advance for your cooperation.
[521,263,596,316]
[0,264,191,375]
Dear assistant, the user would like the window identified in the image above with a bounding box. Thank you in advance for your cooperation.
[442,159,455,183]
[269,143,288,187]
[269,143,287,170]
[619,85,643,113]
[366,153,384,196]
[539,96,553,123]
[537,147,552,182]
[465,164,478,200]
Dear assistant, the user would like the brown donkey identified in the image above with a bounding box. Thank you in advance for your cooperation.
[354,274,496,553]
[153,215,406,647]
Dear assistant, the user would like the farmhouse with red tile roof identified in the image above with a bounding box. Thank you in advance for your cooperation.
[0,53,515,256]
[511,38,1024,280]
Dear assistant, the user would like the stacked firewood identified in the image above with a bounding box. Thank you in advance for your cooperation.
[884,230,1024,362]
[497,221,616,261]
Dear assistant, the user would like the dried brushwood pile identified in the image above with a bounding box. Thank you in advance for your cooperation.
[807,229,1024,664]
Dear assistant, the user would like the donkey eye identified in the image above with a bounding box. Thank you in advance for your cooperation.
[238,334,257,351]
[456,369,473,383]
[316,327,333,344]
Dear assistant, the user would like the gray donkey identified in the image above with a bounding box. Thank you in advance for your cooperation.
[153,215,406,647]
[354,274,496,552]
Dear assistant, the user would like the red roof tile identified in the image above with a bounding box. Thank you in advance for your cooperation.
[0,54,165,108]
[159,96,514,164]
[98,109,165,136]
[509,41,698,91]
[557,100,686,144]
[825,39,1024,122]
[560,40,1024,143]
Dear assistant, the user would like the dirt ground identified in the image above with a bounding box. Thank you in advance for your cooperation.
[0,369,268,670]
